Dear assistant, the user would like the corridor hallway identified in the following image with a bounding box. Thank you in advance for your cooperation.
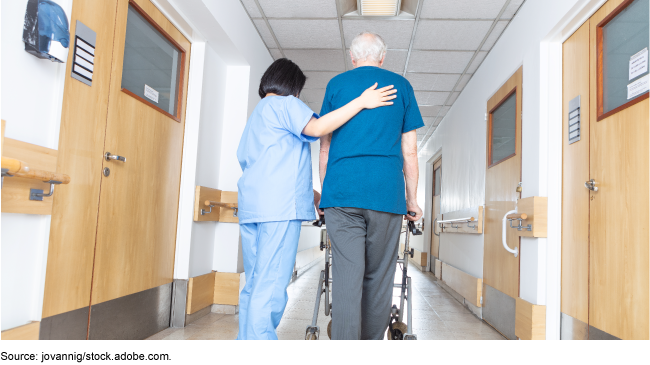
[146,263,504,340]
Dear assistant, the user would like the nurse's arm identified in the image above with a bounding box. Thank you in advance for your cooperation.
[301,83,396,137]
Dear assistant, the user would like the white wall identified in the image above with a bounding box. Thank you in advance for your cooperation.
[1,0,71,331]
[416,0,605,339]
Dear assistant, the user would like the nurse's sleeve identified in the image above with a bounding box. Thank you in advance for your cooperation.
[282,96,319,143]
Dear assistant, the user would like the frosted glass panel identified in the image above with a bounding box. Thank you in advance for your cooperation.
[490,93,516,165]
[121,5,182,116]
[602,0,649,113]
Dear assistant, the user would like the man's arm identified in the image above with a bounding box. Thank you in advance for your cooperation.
[317,134,332,216]
[402,130,422,221]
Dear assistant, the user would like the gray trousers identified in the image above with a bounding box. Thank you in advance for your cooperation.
[325,207,402,340]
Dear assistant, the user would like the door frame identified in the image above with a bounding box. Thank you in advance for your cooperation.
[539,0,608,340]
[423,148,442,272]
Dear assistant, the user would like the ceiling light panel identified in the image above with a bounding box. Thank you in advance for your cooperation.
[406,73,461,91]
[420,0,508,19]
[407,51,474,73]
[258,0,338,18]
[269,19,341,49]
[253,19,277,49]
[342,19,414,49]
[283,49,346,71]
[414,20,492,50]
[360,0,400,16]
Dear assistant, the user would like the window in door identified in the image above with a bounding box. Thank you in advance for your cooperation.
[488,92,517,167]
[121,1,185,121]
[598,0,649,119]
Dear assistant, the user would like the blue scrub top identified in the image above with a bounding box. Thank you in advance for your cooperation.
[237,95,319,224]
[319,66,424,215]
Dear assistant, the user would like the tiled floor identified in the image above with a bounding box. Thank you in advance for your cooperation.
[147,262,505,340]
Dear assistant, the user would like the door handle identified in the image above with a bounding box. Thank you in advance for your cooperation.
[502,210,519,257]
[105,152,126,162]
[584,179,598,191]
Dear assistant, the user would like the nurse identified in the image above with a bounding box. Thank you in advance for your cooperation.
[236,58,396,340]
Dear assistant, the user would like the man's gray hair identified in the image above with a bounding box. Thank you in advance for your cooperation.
[350,32,387,63]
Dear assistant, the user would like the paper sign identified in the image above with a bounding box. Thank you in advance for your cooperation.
[629,48,648,80]
[627,75,649,100]
[144,84,159,103]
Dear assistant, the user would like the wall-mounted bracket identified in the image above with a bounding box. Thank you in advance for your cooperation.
[193,186,238,222]
[201,200,238,217]
[29,180,63,201]
[508,214,532,231]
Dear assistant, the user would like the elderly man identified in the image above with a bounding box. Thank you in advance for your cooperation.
[318,32,424,340]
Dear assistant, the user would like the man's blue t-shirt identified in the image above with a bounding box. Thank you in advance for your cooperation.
[319,66,424,215]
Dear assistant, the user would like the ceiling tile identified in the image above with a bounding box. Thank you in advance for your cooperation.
[439,106,451,115]
[414,20,492,50]
[419,105,442,116]
[300,89,327,103]
[414,91,450,106]
[309,102,323,113]
[304,71,340,89]
[406,73,460,91]
[417,128,428,136]
[258,0,338,18]
[467,51,487,73]
[253,19,277,49]
[481,21,508,50]
[501,0,525,19]
[420,0,508,19]
[407,51,474,73]
[433,116,444,127]
[342,20,414,49]
[241,0,261,18]
[456,74,472,91]
[269,49,283,59]
[422,116,436,126]
[417,135,424,141]
[270,19,341,49]
[345,49,408,73]
[284,49,346,71]
[447,92,460,105]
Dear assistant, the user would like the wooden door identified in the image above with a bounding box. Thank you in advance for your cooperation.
[483,67,523,300]
[430,159,441,260]
[587,0,648,340]
[90,0,190,305]
[561,20,591,327]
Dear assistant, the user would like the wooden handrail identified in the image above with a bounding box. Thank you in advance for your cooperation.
[2,157,70,184]
[205,200,237,209]
[506,213,528,220]
[1,156,29,174]
[438,217,475,225]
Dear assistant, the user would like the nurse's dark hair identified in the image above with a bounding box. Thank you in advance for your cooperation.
[258,58,307,99]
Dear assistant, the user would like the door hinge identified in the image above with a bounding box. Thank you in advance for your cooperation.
[480,296,483,305]
[484,113,488,121]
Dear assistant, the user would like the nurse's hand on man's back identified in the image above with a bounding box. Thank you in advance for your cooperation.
[358,83,397,109]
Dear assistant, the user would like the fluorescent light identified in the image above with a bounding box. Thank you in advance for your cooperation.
[360,0,399,16]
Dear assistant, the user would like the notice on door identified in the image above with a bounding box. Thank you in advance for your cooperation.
[627,75,649,100]
[629,48,648,80]
[144,84,159,103]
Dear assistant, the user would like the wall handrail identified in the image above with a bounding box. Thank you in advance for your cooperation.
[437,217,475,225]
[2,157,71,184]
[202,200,238,217]
[1,156,30,174]
[502,210,519,257]
[506,213,527,220]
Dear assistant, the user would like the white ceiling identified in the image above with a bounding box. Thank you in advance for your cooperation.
[240,0,526,146]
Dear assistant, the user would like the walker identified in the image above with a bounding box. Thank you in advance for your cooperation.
[304,212,422,340]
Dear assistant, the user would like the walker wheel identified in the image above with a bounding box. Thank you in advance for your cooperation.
[306,333,318,340]
[327,320,332,339]
[387,322,408,340]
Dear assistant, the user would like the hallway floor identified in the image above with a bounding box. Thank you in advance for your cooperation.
[147,262,505,340]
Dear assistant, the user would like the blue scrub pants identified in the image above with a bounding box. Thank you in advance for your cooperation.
[237,220,301,340]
